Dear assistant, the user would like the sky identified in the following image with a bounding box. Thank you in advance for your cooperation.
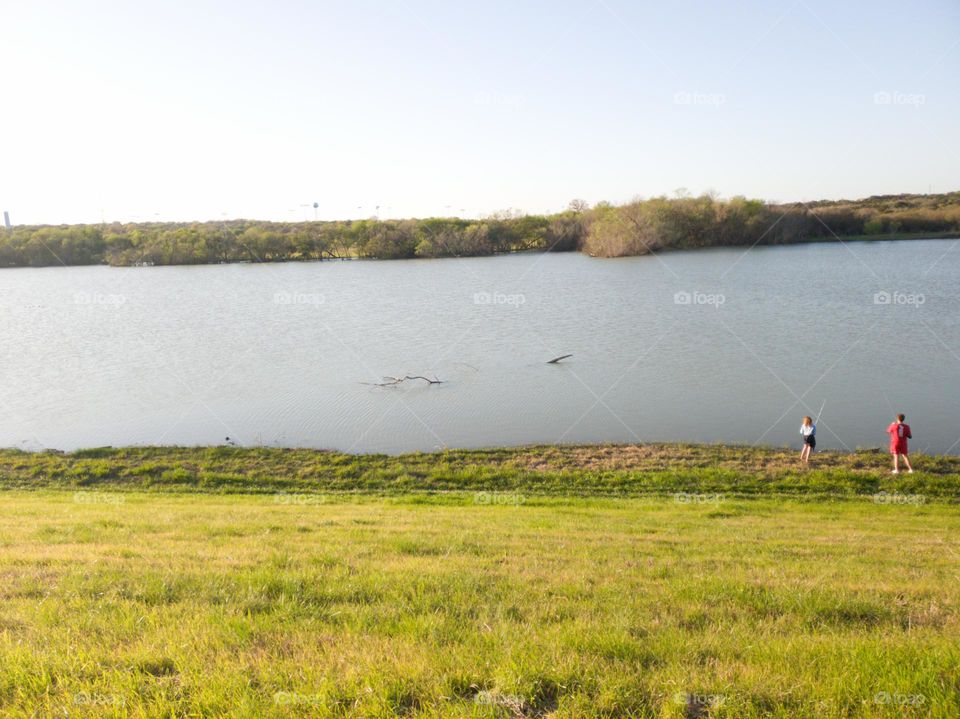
[1,0,958,225]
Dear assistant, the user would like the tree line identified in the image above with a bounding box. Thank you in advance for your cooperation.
[580,191,960,257]
[1,192,957,267]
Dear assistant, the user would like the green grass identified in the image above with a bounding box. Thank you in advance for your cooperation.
[1,444,958,716]
[0,492,957,717]
[1,443,959,500]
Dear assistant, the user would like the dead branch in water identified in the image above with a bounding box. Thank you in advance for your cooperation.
[547,354,573,364]
[363,375,445,387]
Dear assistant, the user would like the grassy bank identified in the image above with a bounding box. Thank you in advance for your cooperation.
[1,443,959,500]
[1,492,958,718]
[3,445,958,716]
[825,229,960,243]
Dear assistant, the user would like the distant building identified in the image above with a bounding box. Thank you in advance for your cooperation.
[3,211,9,230]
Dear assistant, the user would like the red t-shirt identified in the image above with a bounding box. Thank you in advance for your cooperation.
[887,422,911,454]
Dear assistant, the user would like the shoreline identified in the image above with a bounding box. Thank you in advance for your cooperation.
[1,230,958,269]
[3,442,958,499]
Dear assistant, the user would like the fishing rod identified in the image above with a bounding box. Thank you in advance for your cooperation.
[814,399,826,425]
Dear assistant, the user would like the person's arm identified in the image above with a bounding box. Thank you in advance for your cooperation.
[906,425,912,439]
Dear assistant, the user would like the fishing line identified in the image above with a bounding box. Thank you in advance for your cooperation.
[880,388,896,416]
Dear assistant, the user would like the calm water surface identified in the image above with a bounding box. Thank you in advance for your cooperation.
[1,240,958,453]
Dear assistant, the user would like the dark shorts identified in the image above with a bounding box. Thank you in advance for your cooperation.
[804,435,816,448]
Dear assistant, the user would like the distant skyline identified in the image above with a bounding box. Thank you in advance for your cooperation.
[2,0,958,225]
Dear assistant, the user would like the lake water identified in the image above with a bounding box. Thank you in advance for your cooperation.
[1,240,958,454]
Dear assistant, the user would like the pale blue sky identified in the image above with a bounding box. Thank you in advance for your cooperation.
[2,0,958,224]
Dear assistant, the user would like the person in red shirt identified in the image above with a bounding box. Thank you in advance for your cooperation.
[886,413,913,474]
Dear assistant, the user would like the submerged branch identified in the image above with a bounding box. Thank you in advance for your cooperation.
[363,375,445,387]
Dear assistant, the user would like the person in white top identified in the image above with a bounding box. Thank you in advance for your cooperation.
[799,415,816,464]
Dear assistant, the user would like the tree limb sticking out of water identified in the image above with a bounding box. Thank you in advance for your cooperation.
[363,375,445,387]
[547,354,573,364]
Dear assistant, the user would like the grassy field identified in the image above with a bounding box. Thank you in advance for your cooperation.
[1,445,958,717]
[2,443,959,499]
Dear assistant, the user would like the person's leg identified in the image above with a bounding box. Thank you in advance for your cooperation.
[800,446,807,462]
[892,453,899,473]
[902,453,913,472]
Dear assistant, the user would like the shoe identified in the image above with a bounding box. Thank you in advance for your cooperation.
[892,469,899,474]
[908,469,914,474]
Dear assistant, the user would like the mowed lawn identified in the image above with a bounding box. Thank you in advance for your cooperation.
[0,492,958,718]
